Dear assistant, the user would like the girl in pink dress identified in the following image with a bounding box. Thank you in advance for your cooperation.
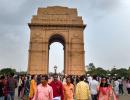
[33,75,53,100]
[98,77,117,100]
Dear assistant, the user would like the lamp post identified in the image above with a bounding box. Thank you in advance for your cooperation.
[54,65,57,74]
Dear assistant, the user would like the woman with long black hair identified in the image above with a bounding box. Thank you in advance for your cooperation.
[98,77,117,100]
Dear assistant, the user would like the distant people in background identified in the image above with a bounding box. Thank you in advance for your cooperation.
[89,75,99,100]
[76,75,91,100]
[29,75,37,100]
[62,75,67,84]
[18,75,22,97]
[49,74,64,100]
[24,76,30,99]
[87,75,92,85]
[7,73,17,100]
[36,75,41,85]
[126,78,130,94]
[76,76,80,84]
[118,77,124,95]
[20,76,25,99]
[106,77,111,85]
[48,76,53,84]
[69,75,74,85]
[33,75,53,100]
[0,76,4,100]
[63,76,74,100]
[2,75,8,100]
[113,78,119,99]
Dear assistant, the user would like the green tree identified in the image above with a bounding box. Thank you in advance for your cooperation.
[0,68,16,75]
[110,67,128,78]
[96,67,107,77]
[88,63,96,70]
[128,67,130,76]
[87,67,107,77]
[116,68,128,78]
[111,67,117,76]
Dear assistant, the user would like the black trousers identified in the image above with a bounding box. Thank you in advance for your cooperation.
[18,86,22,97]
[127,88,130,94]
[119,84,124,94]
[91,94,97,100]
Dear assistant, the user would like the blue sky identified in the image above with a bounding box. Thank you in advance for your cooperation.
[0,0,130,72]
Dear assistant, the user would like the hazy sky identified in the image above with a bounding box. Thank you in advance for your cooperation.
[0,0,130,72]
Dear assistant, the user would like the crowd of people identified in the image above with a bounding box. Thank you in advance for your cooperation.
[0,73,130,100]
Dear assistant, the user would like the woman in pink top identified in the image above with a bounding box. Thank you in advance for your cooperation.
[33,75,53,100]
[98,77,117,100]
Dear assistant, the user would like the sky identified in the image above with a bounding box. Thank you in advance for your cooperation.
[0,0,130,72]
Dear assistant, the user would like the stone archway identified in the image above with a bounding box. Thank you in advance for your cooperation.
[48,34,65,73]
[27,6,86,75]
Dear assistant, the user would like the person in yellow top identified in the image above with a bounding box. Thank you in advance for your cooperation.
[29,75,37,100]
[63,76,74,100]
[76,75,91,100]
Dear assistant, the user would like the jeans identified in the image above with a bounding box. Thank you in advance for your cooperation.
[119,84,124,94]
[0,96,4,100]
[7,92,15,100]
[91,94,97,100]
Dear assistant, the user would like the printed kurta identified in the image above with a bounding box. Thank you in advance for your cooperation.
[76,81,90,100]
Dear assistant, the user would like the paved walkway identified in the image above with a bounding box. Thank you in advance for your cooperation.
[14,87,130,100]
[14,92,130,100]
[119,94,130,100]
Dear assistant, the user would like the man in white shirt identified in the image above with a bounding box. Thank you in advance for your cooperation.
[118,77,124,95]
[89,75,99,100]
[88,75,92,85]
[114,78,119,96]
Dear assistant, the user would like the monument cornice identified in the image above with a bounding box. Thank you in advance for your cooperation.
[28,50,46,52]
[30,41,48,44]
[28,23,86,29]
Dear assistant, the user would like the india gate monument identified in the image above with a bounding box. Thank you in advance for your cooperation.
[27,6,86,75]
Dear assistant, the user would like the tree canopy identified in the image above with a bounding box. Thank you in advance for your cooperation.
[86,63,130,78]
[0,68,16,75]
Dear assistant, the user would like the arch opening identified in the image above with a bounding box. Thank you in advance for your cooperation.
[49,34,65,46]
[48,34,65,74]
